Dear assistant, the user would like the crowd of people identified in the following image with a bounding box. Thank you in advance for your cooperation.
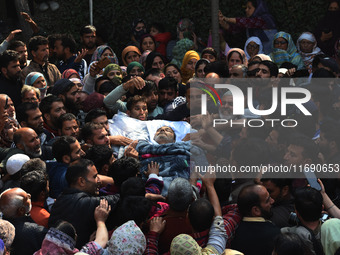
[0,0,340,254]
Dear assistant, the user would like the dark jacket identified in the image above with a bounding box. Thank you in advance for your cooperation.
[48,188,119,248]
[9,216,48,255]
[0,74,23,107]
[46,161,68,199]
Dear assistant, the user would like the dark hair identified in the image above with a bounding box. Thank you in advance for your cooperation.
[58,113,77,129]
[120,177,146,198]
[204,61,230,78]
[312,68,336,78]
[108,157,140,186]
[98,81,116,95]
[47,34,60,51]
[150,22,165,33]
[233,138,271,167]
[94,76,110,92]
[8,40,26,51]
[143,68,163,79]
[80,25,96,36]
[39,95,64,119]
[295,187,323,222]
[55,221,77,241]
[126,95,147,111]
[272,125,298,145]
[21,158,46,177]
[81,122,103,142]
[145,51,165,72]
[20,170,48,202]
[65,158,94,186]
[261,178,292,191]
[273,233,306,255]
[214,178,233,204]
[227,50,242,62]
[16,102,39,124]
[287,134,319,164]
[188,199,214,232]
[85,145,113,173]
[116,196,151,226]
[260,60,278,77]
[164,63,181,75]
[0,50,20,69]
[195,59,210,73]
[52,136,77,162]
[320,120,340,149]
[158,76,178,92]
[28,36,49,52]
[140,34,156,50]
[135,80,157,97]
[84,108,107,123]
[59,34,77,54]
[237,184,261,216]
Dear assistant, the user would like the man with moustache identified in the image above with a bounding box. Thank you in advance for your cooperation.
[0,50,22,107]
[21,36,61,87]
[8,40,30,69]
[48,159,119,248]
[80,25,97,66]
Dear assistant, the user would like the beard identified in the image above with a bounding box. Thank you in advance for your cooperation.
[23,143,42,158]
[218,107,234,120]
[260,207,273,220]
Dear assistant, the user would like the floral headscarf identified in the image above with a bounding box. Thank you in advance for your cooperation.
[180,50,200,84]
[170,234,202,255]
[171,38,194,68]
[90,45,119,64]
[103,64,122,77]
[270,31,305,70]
[244,36,264,60]
[108,220,146,255]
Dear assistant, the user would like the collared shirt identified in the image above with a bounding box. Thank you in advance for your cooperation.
[21,61,61,87]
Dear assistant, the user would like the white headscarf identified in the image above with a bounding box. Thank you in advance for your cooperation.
[244,36,264,60]
[296,32,322,70]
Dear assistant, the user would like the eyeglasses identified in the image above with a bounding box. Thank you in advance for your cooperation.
[274,41,288,46]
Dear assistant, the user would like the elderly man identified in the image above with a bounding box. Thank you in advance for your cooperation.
[0,188,48,255]
[136,126,207,195]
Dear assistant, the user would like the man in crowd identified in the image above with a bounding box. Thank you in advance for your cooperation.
[80,25,97,66]
[8,40,29,69]
[21,36,61,87]
[0,50,22,107]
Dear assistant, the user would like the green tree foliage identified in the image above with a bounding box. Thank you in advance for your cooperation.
[34,0,328,63]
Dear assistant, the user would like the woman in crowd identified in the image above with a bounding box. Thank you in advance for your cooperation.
[314,0,340,56]
[140,34,156,54]
[180,50,200,84]
[296,32,323,72]
[90,45,119,67]
[226,48,248,69]
[270,31,305,70]
[121,46,142,67]
[145,51,166,71]
[164,63,186,96]
[219,0,277,54]
[62,69,81,80]
[244,36,264,60]
[127,62,145,78]
[103,64,123,82]
[195,59,210,78]
[25,72,48,99]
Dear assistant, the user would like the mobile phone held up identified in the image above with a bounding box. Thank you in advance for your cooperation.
[304,170,321,191]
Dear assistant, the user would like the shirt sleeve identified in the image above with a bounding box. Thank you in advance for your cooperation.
[235,17,267,29]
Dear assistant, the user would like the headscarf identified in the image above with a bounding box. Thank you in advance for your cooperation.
[82,92,104,112]
[227,48,248,67]
[24,72,48,99]
[180,50,200,84]
[244,36,264,60]
[108,220,146,255]
[321,218,340,255]
[0,219,15,249]
[170,234,202,255]
[103,64,122,77]
[62,69,81,79]
[251,0,276,29]
[171,38,195,68]
[254,53,272,61]
[296,32,322,70]
[145,51,165,72]
[270,31,305,70]
[34,227,78,255]
[90,45,119,64]
[121,46,142,66]
[132,18,147,41]
[127,61,145,75]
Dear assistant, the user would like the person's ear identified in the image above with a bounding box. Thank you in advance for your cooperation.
[31,50,37,58]
[62,155,71,164]
[1,67,7,76]
[78,176,86,187]
[17,206,26,216]
[251,205,261,217]
[101,164,109,176]
[44,113,51,122]
[19,121,28,128]
[281,185,289,198]
[16,142,25,151]
[126,110,131,116]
